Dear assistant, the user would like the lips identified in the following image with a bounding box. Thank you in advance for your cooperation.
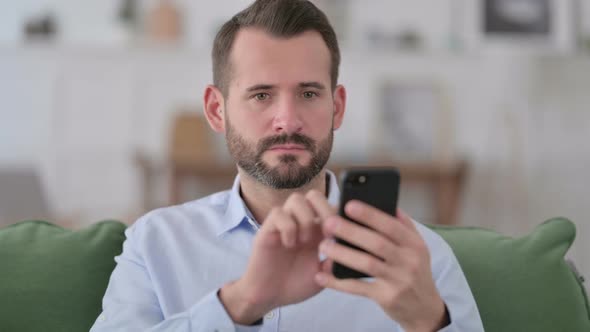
[258,133,316,155]
[269,144,307,151]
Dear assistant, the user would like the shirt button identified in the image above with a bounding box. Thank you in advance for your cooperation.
[264,311,275,320]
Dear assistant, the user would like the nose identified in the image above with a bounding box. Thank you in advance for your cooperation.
[271,96,303,134]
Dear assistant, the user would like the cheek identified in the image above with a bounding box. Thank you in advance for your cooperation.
[307,107,334,132]
[241,117,268,141]
[226,107,267,136]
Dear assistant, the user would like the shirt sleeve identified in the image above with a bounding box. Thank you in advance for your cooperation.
[89,220,261,332]
[430,235,485,332]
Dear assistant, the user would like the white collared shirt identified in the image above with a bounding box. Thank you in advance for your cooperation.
[91,170,483,332]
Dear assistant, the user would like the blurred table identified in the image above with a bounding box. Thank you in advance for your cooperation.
[136,153,468,225]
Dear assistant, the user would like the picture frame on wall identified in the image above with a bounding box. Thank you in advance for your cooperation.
[484,0,551,37]
[373,80,454,164]
[464,0,576,53]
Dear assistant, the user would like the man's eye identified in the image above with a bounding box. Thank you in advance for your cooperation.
[254,93,270,101]
[303,91,318,99]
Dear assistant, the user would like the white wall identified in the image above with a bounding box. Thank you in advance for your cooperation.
[1,0,589,276]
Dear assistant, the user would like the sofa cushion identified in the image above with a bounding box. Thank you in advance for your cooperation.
[1,218,587,331]
[429,217,590,332]
[0,220,126,332]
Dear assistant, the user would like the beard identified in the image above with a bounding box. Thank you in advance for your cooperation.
[225,118,333,189]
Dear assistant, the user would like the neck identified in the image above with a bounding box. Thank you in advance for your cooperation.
[238,169,327,224]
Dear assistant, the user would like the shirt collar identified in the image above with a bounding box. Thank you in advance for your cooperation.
[216,170,340,236]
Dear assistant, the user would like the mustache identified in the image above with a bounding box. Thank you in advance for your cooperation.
[258,133,316,153]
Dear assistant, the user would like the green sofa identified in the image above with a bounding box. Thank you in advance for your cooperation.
[0,218,588,331]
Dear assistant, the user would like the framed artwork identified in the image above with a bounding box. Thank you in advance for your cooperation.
[484,0,551,36]
[373,80,454,163]
[465,0,576,53]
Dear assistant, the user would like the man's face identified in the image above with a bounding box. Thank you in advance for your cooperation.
[221,28,343,189]
[225,117,333,189]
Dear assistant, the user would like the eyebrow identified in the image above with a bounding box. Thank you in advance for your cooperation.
[246,84,275,92]
[245,81,326,92]
[299,82,326,90]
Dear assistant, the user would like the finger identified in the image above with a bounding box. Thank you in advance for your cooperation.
[268,207,298,248]
[257,228,283,249]
[397,208,417,231]
[284,193,319,243]
[323,215,397,262]
[305,189,337,222]
[344,200,418,246]
[319,239,388,278]
[319,258,333,274]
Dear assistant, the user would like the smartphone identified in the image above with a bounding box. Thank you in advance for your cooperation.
[332,167,400,279]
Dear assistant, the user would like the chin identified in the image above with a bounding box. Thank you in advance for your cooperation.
[272,160,301,170]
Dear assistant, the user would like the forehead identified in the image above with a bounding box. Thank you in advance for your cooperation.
[228,28,332,89]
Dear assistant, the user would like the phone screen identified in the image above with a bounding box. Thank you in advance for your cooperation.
[332,167,400,279]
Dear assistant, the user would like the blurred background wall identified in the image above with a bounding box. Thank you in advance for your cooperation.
[1,0,589,276]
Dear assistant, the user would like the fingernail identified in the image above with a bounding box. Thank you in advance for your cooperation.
[346,201,361,215]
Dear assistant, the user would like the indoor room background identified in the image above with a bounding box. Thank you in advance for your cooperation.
[1,0,589,277]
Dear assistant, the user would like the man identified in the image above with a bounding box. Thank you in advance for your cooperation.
[91,0,483,331]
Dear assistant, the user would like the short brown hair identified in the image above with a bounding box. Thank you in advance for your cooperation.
[212,0,340,97]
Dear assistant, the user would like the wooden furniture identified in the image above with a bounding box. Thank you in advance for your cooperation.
[136,112,468,225]
[165,159,468,225]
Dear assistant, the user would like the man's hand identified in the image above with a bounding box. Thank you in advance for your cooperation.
[314,201,449,332]
[219,190,335,325]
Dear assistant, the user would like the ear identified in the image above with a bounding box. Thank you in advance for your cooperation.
[203,85,226,133]
[332,85,346,130]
